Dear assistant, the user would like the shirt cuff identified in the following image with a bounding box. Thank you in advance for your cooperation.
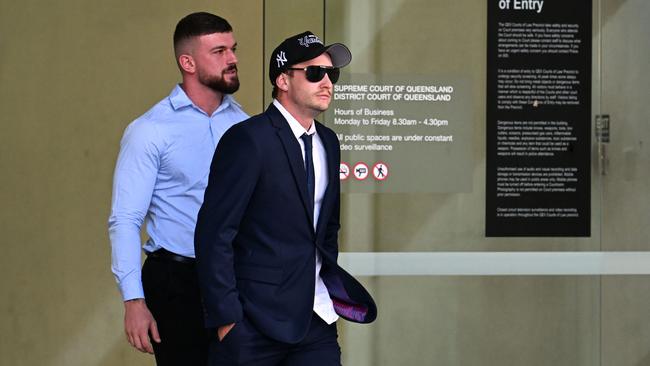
[119,276,145,301]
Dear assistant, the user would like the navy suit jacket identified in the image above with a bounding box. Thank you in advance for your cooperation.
[195,104,376,344]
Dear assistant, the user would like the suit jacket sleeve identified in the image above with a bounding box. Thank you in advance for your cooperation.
[194,124,260,328]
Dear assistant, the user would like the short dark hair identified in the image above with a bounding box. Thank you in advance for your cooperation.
[173,12,232,53]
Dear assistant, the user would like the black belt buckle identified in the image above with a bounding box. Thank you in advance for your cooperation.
[147,248,195,265]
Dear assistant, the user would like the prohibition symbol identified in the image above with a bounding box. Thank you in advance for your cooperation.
[353,162,369,180]
[372,162,389,181]
[339,162,350,181]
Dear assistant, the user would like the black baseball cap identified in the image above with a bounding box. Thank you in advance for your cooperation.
[269,31,351,86]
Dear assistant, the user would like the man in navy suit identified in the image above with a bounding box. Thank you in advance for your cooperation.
[195,31,377,365]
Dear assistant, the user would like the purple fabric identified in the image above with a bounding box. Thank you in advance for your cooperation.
[331,298,368,322]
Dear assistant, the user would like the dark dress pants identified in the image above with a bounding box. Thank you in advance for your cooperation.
[209,313,341,366]
[142,255,210,366]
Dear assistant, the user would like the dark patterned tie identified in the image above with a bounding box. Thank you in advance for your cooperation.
[301,133,315,212]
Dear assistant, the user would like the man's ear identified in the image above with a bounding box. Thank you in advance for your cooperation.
[276,73,290,92]
[178,54,196,73]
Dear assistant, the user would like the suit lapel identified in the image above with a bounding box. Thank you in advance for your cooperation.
[314,122,338,236]
[266,105,315,230]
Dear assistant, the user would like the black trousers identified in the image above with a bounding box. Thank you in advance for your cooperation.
[142,255,210,366]
[209,313,341,366]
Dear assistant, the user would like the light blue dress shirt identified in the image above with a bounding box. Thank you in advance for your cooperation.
[108,85,248,301]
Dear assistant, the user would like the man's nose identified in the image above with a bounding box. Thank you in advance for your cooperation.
[320,73,333,87]
[227,49,238,65]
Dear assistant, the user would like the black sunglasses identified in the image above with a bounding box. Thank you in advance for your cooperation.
[285,65,340,83]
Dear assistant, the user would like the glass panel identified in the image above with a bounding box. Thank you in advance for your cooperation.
[599,1,650,365]
[322,0,602,252]
[342,276,599,366]
[599,0,650,251]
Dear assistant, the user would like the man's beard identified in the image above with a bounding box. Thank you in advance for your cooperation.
[199,66,240,94]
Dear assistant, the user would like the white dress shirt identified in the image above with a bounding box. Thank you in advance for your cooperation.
[273,99,339,324]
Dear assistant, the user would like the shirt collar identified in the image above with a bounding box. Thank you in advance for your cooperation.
[169,85,193,110]
[215,94,241,115]
[273,99,316,140]
[169,84,242,116]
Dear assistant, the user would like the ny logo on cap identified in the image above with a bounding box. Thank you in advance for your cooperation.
[276,51,287,67]
[298,35,322,47]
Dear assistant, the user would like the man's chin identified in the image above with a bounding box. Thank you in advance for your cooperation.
[225,82,240,94]
[311,103,329,115]
[222,76,240,94]
[318,100,331,111]
[208,81,240,94]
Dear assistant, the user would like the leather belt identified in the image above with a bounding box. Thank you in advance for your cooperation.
[147,248,195,265]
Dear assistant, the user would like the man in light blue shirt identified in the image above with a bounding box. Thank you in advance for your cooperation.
[108,12,248,365]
